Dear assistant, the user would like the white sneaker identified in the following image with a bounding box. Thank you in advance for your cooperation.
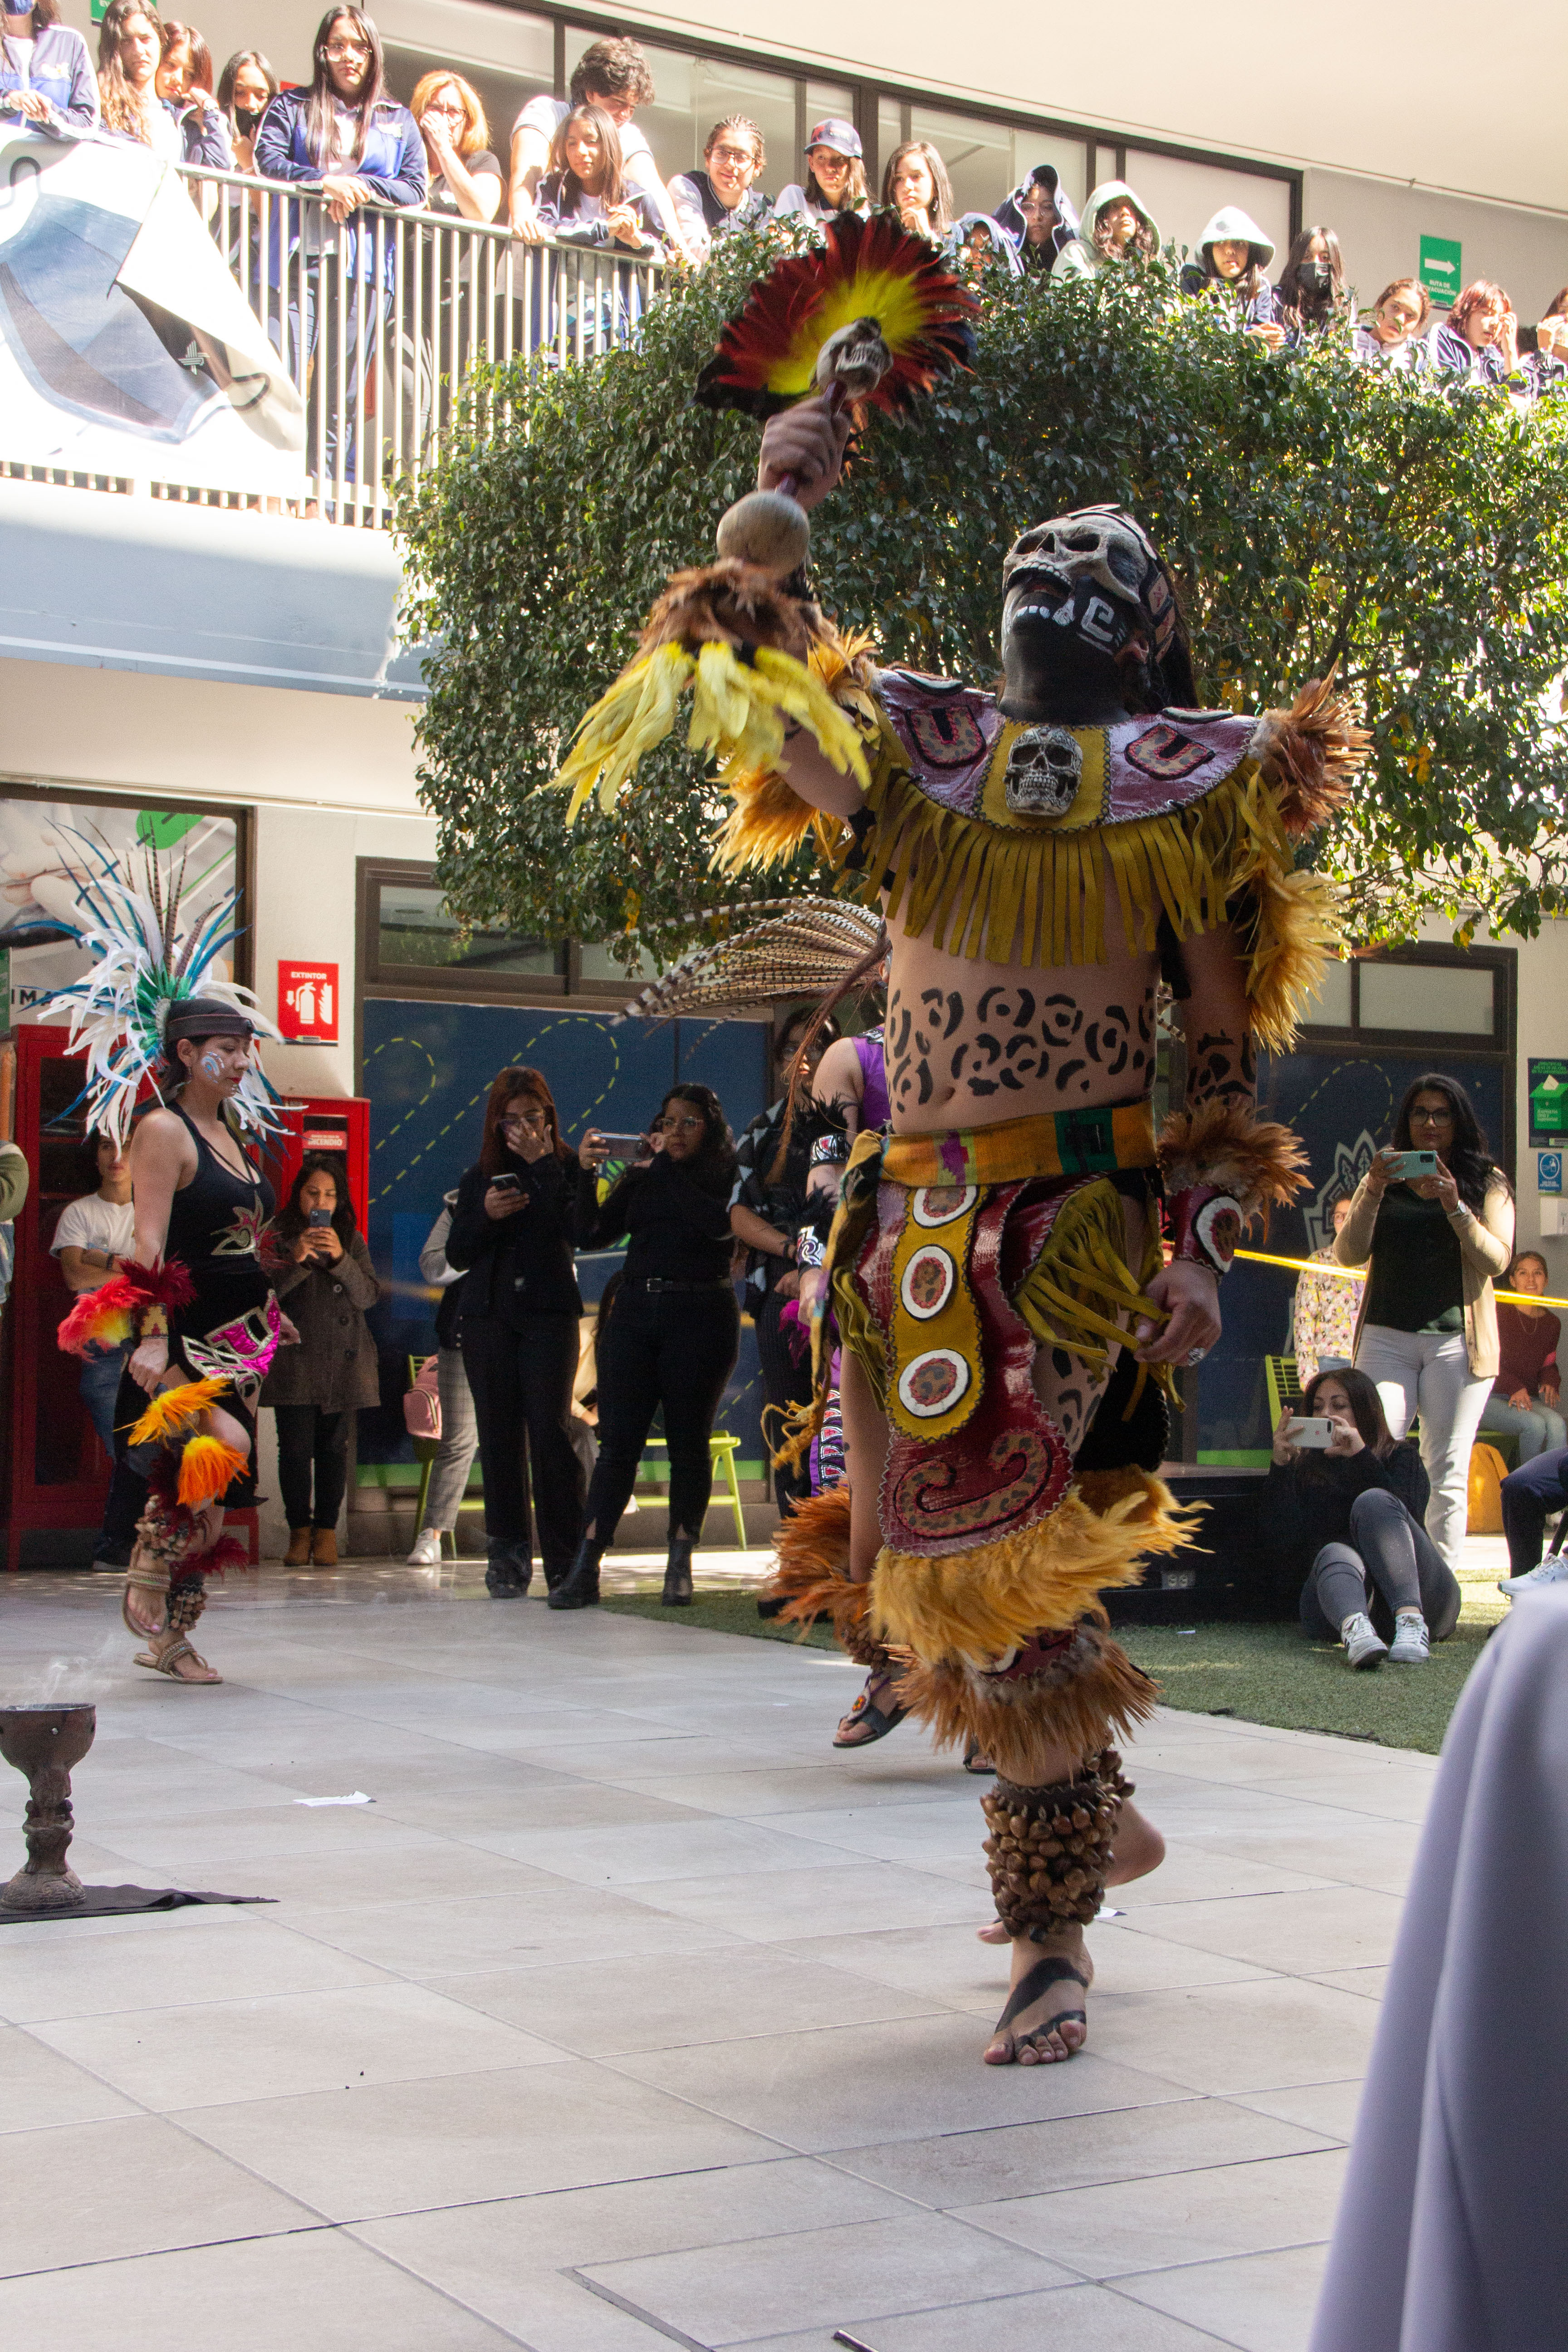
[1388,1612,1430,1664]
[407,1527,443,1566]
[1498,1558,1568,1597]
[1341,1611,1387,1670]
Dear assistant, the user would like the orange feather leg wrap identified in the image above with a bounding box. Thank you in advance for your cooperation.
[176,1435,248,1509]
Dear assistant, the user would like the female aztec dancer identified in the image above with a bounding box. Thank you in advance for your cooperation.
[552,226,1364,2064]
[55,857,297,1685]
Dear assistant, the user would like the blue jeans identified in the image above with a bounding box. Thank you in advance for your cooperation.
[1480,1392,1568,1463]
[79,1342,131,1456]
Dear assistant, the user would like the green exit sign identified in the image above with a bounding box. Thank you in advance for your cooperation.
[1419,234,1462,307]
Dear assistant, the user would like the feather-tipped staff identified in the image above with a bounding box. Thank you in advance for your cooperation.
[555,215,977,827]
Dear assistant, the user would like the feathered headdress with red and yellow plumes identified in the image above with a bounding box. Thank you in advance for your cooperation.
[694,211,978,421]
[554,217,975,827]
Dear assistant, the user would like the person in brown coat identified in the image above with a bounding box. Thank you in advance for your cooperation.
[260,1152,382,1563]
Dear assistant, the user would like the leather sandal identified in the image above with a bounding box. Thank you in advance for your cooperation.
[833,1671,908,1749]
[134,1638,222,1685]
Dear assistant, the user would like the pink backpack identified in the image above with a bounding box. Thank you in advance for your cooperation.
[402,1355,442,1441]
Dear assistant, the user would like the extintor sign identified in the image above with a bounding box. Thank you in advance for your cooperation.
[278,960,339,1042]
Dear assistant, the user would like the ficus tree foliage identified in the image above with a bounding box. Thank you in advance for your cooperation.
[398,230,1568,967]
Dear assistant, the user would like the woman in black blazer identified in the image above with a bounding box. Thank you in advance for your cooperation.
[445,1066,584,1597]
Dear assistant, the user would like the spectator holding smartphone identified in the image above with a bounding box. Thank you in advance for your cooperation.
[1337,1074,1514,1571]
[1479,1250,1564,1462]
[261,1152,382,1565]
[554,1086,738,1612]
[444,1068,585,1599]
[0,0,98,132]
[1264,1366,1457,1668]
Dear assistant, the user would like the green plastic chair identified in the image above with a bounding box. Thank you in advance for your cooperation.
[640,1431,748,1550]
[1264,1355,1304,1431]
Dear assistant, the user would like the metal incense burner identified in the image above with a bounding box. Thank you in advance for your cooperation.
[0,1704,96,1914]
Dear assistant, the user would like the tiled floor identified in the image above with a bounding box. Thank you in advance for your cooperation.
[0,1555,1439,2352]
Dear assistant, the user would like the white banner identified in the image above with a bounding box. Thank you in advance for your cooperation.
[0,124,305,491]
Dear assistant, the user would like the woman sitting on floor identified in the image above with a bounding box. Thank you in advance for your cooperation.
[1263,1366,1460,1671]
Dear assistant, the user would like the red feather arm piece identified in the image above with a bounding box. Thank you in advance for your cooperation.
[57,1256,196,1361]
[696,213,978,421]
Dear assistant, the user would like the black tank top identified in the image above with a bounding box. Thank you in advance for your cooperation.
[166,1105,275,1351]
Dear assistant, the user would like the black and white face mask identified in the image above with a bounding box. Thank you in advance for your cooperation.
[1002,506,1175,668]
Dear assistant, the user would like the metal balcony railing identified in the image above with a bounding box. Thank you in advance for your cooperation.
[132,167,664,526]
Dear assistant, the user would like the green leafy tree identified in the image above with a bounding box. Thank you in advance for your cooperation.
[398,234,1568,965]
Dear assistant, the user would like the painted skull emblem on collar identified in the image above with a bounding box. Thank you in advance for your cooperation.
[1004,724,1083,814]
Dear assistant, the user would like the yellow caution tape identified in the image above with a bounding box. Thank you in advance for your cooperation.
[1235,1248,1568,1312]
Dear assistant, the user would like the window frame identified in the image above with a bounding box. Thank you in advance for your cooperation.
[356,856,663,1019]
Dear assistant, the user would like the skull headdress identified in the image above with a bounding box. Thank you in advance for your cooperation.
[1002,505,1196,708]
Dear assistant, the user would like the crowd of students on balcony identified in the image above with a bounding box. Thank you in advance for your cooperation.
[2,3,1565,399]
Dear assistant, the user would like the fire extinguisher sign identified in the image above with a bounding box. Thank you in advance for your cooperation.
[278,960,339,1043]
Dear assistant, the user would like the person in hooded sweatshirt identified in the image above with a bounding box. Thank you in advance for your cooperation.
[992,161,1079,279]
[1179,206,1284,347]
[1050,179,1160,287]
[952,209,1023,285]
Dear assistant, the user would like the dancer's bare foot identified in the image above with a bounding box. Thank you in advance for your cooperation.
[123,1564,166,1638]
[975,1799,1164,1945]
[985,1928,1093,2063]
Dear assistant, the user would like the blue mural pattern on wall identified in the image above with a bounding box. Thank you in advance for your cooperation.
[359,1000,771,1475]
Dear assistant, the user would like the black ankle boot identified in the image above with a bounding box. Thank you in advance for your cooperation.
[485,1540,532,1597]
[542,1557,572,1595]
[548,1536,603,1610]
[662,1535,695,1607]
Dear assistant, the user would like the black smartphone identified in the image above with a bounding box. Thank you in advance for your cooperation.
[490,1172,523,1195]
[595,1132,651,1157]
[308,1206,333,1227]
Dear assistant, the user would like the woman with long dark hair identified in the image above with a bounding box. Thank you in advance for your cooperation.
[445,1067,585,1597]
[252,6,425,484]
[553,1085,739,1610]
[0,0,98,130]
[535,101,662,254]
[1274,224,1348,338]
[96,0,181,158]
[216,46,276,173]
[260,1152,382,1565]
[881,138,953,243]
[1264,1365,1459,1668]
[154,16,231,167]
[1336,1072,1514,1571]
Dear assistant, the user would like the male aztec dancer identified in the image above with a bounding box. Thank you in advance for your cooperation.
[553,220,1361,2063]
[54,855,297,1685]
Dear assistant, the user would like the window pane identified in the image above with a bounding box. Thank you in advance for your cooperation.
[1358,963,1495,1037]
[634,41,798,201]
[381,5,553,162]
[876,97,902,191]
[1301,957,1352,1028]
[376,885,559,978]
[578,938,658,985]
[1120,148,1293,270]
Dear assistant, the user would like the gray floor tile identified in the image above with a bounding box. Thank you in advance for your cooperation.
[1090,1979,1379,2097]
[581,2211,1075,2344]
[1118,2241,1329,2351]
[833,2096,1338,2206]
[0,2021,142,2131]
[608,2013,1190,2152]
[734,2282,1232,2348]
[0,2112,316,2275]
[960,2145,1348,2276]
[172,2057,782,2219]
[0,2227,522,2349]
[0,1912,390,2024]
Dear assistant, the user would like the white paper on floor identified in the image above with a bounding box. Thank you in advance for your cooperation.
[292,1792,374,1806]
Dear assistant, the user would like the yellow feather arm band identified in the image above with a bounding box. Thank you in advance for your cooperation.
[555,640,870,823]
[127,1378,230,1447]
[176,1435,248,1509]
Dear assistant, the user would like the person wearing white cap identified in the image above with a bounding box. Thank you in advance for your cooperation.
[1179,204,1285,348]
[771,116,870,225]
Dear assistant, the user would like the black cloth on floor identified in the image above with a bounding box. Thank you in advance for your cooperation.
[0,1885,275,1920]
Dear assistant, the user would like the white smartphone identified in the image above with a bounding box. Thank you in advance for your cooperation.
[1288,1416,1336,1449]
[1387,1148,1440,1181]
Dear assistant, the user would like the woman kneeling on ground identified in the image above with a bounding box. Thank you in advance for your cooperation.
[1264,1366,1460,1670]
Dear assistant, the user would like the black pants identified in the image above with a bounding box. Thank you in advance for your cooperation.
[754,1286,815,1515]
[1500,1446,1568,1575]
[586,1284,739,1544]
[1299,1486,1462,1642]
[461,1313,583,1572]
[274,1405,350,1531]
